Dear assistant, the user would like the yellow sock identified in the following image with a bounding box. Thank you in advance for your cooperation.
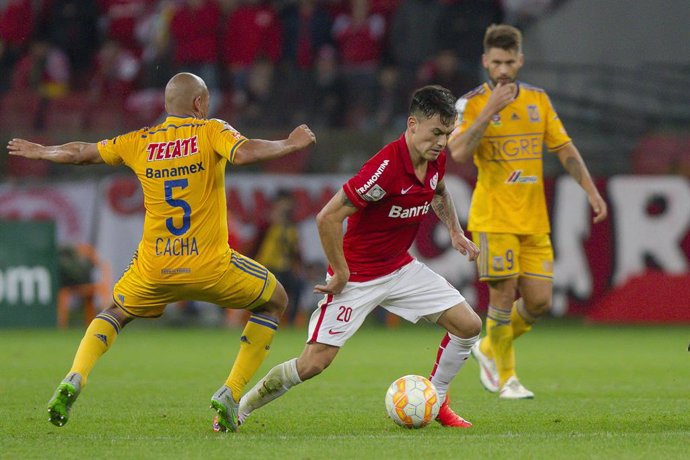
[479,328,494,359]
[225,313,279,401]
[482,298,534,359]
[511,301,533,340]
[69,312,122,386]
[485,306,514,387]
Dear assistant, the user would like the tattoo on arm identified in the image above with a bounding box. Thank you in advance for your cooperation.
[432,188,458,230]
[341,195,356,207]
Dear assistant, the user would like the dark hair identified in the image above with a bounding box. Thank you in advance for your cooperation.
[484,24,522,53]
[409,85,457,126]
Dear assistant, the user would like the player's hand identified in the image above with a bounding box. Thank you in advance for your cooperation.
[589,193,608,223]
[486,82,517,115]
[451,231,480,262]
[7,138,45,159]
[314,272,348,295]
[288,124,316,151]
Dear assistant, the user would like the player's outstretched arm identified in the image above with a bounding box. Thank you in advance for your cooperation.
[556,143,608,223]
[7,139,104,165]
[431,180,479,261]
[233,124,316,165]
[448,82,516,163]
[314,189,357,295]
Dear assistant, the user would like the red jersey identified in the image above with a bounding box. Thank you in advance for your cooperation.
[341,134,445,281]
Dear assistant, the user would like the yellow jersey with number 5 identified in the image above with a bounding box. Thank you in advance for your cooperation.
[453,82,571,234]
[97,115,247,283]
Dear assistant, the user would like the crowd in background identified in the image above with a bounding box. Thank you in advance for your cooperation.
[0,0,553,133]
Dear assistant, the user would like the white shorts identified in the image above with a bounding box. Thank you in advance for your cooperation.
[307,259,466,347]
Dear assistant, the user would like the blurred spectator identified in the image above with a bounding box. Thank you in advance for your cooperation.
[169,0,222,112]
[307,44,346,128]
[12,38,71,129]
[89,40,140,101]
[369,0,399,20]
[135,0,175,89]
[253,189,304,326]
[416,49,477,98]
[389,0,443,94]
[332,0,386,128]
[275,0,333,125]
[41,0,101,86]
[99,0,155,54]
[222,0,282,107]
[436,0,503,85]
[374,64,406,130]
[84,40,141,130]
[0,0,34,93]
[237,57,281,126]
[280,0,333,71]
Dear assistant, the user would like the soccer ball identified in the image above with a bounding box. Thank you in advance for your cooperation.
[385,374,440,428]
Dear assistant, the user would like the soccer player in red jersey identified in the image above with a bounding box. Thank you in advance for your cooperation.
[237,85,482,429]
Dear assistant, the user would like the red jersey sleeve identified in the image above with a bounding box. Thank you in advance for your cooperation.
[343,154,393,209]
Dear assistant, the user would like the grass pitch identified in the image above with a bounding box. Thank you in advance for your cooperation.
[1,319,688,459]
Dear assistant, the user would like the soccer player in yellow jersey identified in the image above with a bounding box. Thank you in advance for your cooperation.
[7,72,315,431]
[448,25,607,399]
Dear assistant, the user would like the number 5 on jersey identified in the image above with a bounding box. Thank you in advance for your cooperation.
[165,179,191,235]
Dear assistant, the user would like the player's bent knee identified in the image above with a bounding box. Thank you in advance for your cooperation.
[438,304,482,338]
[297,343,338,380]
[460,312,482,338]
[297,356,332,381]
[106,304,135,328]
[527,299,551,317]
[255,282,289,318]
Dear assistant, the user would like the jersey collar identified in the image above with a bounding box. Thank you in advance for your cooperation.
[398,133,436,186]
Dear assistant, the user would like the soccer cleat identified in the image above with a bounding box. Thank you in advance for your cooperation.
[47,372,82,427]
[471,338,499,393]
[499,376,534,399]
[210,385,239,433]
[435,396,472,428]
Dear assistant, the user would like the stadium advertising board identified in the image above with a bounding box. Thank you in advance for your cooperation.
[2,175,689,323]
[0,221,58,327]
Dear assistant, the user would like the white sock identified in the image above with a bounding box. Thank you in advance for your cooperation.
[429,333,479,402]
[238,358,302,423]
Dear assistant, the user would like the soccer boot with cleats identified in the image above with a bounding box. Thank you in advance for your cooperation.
[435,396,472,428]
[471,338,499,393]
[47,372,82,427]
[499,376,534,399]
[210,385,239,432]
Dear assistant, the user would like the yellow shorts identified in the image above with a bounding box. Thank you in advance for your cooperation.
[112,250,277,318]
[472,232,553,282]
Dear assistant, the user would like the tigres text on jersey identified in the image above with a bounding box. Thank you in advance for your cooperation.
[453,82,572,234]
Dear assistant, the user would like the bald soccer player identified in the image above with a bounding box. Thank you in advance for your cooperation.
[7,72,315,433]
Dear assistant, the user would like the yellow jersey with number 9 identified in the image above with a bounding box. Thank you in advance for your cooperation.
[453,82,571,234]
[97,115,247,283]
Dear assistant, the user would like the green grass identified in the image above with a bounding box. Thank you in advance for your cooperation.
[1,320,689,459]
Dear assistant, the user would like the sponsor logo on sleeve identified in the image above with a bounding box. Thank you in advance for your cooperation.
[356,160,389,195]
[363,184,386,202]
